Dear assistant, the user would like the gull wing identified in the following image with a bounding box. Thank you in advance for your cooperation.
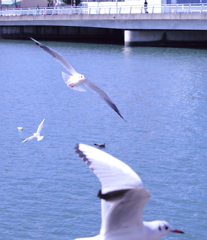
[75,143,142,194]
[21,135,35,143]
[102,188,150,236]
[30,38,77,75]
[75,144,150,236]
[84,80,125,121]
[36,118,45,136]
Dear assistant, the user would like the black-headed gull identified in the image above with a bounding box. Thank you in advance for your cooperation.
[30,38,125,121]
[22,118,45,143]
[75,144,184,240]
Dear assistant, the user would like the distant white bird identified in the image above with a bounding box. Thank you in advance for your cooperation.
[94,143,105,148]
[17,127,23,132]
[30,38,125,121]
[22,118,45,143]
[75,144,184,240]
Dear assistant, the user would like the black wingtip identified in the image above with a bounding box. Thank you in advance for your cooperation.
[74,143,79,152]
[30,37,41,47]
[121,115,127,122]
[30,37,35,42]
[75,144,93,168]
[117,112,127,122]
[75,143,83,158]
[111,103,126,122]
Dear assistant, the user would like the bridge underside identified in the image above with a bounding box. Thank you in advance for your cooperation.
[1,25,207,48]
[0,25,124,44]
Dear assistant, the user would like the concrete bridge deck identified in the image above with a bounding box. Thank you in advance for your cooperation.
[1,13,207,30]
[1,12,207,47]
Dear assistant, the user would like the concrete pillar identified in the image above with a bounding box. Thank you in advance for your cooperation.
[124,30,166,46]
[124,29,207,48]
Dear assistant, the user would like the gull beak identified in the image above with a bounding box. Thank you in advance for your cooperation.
[171,229,184,234]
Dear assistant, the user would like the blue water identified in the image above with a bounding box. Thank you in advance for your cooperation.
[0,39,207,240]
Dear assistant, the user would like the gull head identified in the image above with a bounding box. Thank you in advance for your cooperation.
[76,73,86,83]
[144,220,184,239]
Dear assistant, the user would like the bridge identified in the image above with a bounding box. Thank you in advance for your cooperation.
[1,4,207,47]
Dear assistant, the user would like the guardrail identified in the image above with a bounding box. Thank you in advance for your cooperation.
[1,4,207,16]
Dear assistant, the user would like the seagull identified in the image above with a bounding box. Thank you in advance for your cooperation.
[75,144,184,240]
[22,118,45,143]
[17,127,23,132]
[94,143,105,148]
[30,38,125,121]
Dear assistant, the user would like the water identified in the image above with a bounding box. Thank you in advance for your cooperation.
[0,39,207,240]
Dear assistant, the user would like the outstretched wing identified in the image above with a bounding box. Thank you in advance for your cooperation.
[75,144,150,236]
[84,80,125,121]
[75,143,142,194]
[30,38,77,75]
[36,118,45,135]
[22,135,35,143]
[102,188,150,235]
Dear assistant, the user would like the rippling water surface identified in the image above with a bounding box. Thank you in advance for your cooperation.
[0,39,207,240]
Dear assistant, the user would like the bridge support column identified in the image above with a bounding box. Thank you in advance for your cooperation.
[124,30,166,46]
[124,30,207,48]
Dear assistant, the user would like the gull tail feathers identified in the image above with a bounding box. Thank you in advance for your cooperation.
[62,71,71,84]
[62,72,86,92]
[37,136,44,141]
[72,85,86,92]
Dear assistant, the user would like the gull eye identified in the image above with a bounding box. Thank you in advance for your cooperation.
[165,226,169,230]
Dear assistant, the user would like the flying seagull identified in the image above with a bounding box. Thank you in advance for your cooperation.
[17,127,23,132]
[75,143,184,240]
[22,118,45,143]
[30,38,125,121]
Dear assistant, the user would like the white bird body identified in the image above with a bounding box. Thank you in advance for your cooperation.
[62,72,86,92]
[75,144,184,240]
[30,38,125,120]
[17,127,23,132]
[65,73,85,87]
[22,118,45,143]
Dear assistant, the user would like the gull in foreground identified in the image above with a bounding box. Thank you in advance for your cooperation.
[22,118,45,143]
[75,144,184,240]
[30,38,125,121]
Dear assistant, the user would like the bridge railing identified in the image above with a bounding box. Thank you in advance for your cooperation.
[1,4,207,16]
